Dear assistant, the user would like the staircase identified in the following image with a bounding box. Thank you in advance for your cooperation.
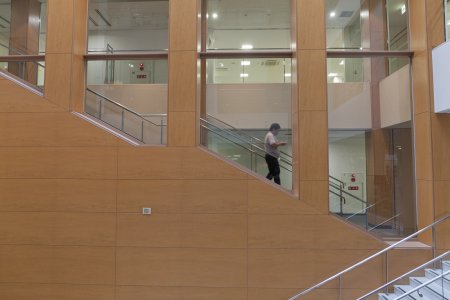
[378,261,450,300]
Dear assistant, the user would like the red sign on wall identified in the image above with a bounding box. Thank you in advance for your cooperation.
[348,186,360,191]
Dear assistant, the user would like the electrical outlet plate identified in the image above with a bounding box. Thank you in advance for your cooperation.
[142,208,152,215]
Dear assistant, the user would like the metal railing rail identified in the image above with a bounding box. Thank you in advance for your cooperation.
[200,122,293,173]
[356,251,450,300]
[206,114,293,159]
[368,214,401,232]
[391,269,450,300]
[201,118,293,170]
[287,214,450,300]
[86,88,166,143]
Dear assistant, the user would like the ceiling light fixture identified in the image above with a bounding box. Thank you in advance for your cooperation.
[241,61,251,66]
[240,73,249,78]
[330,11,336,18]
[401,4,406,15]
[328,73,338,77]
[339,60,345,65]
[212,12,218,19]
[285,73,292,77]
[241,44,253,50]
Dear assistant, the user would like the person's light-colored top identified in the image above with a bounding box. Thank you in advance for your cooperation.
[264,131,280,158]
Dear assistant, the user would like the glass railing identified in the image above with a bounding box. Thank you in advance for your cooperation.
[85,88,167,144]
[288,215,450,300]
[358,251,450,300]
[0,43,45,91]
[202,114,411,237]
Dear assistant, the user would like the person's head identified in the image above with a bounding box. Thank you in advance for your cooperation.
[269,123,281,135]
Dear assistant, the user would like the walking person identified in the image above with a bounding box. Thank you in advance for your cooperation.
[264,123,286,185]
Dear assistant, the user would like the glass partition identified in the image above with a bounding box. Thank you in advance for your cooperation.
[86,59,168,144]
[86,0,169,144]
[328,56,415,237]
[206,0,291,50]
[326,0,409,52]
[88,0,169,53]
[0,0,47,88]
[202,57,293,189]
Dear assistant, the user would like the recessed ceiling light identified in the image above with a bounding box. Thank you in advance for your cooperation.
[240,73,249,78]
[212,12,218,19]
[285,73,292,77]
[330,11,336,18]
[339,60,345,65]
[241,61,251,66]
[241,44,253,50]
[328,73,338,77]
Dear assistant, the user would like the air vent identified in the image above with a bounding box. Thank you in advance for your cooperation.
[339,11,354,18]
[262,59,280,66]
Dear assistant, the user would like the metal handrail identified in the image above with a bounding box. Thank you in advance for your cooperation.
[86,88,164,128]
[329,174,346,185]
[0,42,46,68]
[201,123,293,173]
[346,202,377,220]
[206,114,293,159]
[288,215,450,300]
[368,214,401,232]
[391,269,450,300]
[356,251,450,300]
[84,52,168,61]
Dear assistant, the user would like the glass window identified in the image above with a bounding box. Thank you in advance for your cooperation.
[86,59,168,145]
[88,0,169,53]
[0,0,47,88]
[326,0,409,51]
[85,0,169,145]
[327,56,415,237]
[206,0,291,50]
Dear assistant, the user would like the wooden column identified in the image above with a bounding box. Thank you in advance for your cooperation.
[167,0,198,147]
[296,0,329,213]
[409,0,447,244]
[44,0,88,110]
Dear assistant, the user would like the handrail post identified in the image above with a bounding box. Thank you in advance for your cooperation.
[432,225,436,259]
[385,251,389,293]
[339,276,342,300]
[160,119,163,144]
[141,119,145,142]
[121,110,125,130]
[98,98,103,120]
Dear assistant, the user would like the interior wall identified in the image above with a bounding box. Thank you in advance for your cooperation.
[0,0,442,299]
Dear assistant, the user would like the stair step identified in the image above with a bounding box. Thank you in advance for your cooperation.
[410,276,450,299]
[426,269,450,289]
[394,285,430,300]
[444,261,450,272]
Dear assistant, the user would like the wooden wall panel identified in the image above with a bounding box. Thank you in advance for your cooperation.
[0,0,437,299]
[0,283,115,300]
[0,179,116,213]
[0,212,116,246]
[168,51,197,112]
[0,113,120,147]
[0,245,115,284]
[116,248,247,287]
[116,286,247,300]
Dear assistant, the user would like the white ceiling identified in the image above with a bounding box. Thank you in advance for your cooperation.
[207,0,291,30]
[89,0,169,31]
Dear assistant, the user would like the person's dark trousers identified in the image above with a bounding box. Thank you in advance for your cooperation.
[265,154,281,185]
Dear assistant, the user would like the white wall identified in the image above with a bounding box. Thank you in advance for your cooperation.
[206,83,292,129]
[379,64,411,126]
[432,40,450,113]
[328,82,372,129]
[88,84,168,114]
